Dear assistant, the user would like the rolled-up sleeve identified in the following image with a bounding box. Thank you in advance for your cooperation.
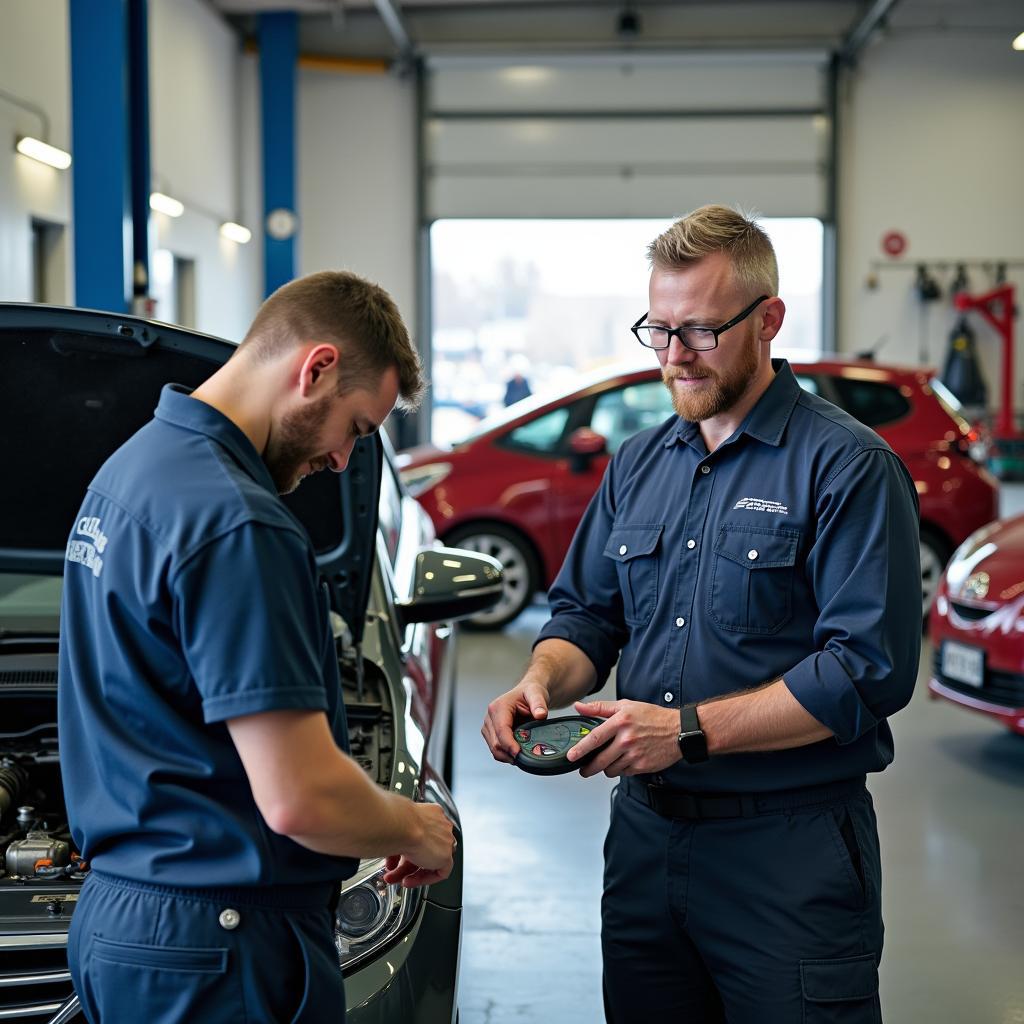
[783,448,921,745]
[534,455,629,691]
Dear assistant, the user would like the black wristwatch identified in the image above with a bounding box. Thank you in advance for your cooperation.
[677,702,709,764]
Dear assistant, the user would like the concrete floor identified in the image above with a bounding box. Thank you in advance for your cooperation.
[451,493,1024,1024]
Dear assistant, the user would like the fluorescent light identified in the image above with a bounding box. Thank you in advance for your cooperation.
[150,192,184,217]
[219,221,251,244]
[1014,31,1024,50]
[16,136,72,170]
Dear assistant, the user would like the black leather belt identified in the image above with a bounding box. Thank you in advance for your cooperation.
[622,775,866,820]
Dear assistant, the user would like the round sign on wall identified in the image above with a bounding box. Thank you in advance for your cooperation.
[882,230,907,258]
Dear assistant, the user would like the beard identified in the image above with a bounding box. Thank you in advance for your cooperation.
[263,394,333,494]
[662,335,760,423]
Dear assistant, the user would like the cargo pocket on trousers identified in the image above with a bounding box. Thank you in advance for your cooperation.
[90,936,235,1023]
[800,954,880,1024]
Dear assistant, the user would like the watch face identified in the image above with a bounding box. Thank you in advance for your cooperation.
[265,207,298,240]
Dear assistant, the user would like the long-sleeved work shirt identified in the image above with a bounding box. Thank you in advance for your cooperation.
[535,360,922,792]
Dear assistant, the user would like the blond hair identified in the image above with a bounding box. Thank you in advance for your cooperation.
[647,204,778,298]
[238,270,425,411]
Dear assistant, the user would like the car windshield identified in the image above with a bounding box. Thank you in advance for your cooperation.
[0,573,63,636]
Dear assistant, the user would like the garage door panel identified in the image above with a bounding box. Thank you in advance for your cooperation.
[431,116,824,166]
[429,170,824,220]
[430,60,825,115]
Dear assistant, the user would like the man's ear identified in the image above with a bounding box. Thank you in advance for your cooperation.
[759,297,786,344]
[297,343,340,398]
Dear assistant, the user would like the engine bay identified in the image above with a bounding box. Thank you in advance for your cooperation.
[0,647,396,891]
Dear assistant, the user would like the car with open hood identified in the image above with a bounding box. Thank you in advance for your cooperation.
[0,303,502,1024]
[929,515,1024,735]
[399,359,998,629]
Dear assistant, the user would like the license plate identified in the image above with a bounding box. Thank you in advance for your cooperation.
[942,641,984,688]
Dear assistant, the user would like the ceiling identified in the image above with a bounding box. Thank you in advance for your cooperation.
[208,1,1024,60]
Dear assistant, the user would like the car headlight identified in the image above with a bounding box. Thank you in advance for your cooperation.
[399,462,452,498]
[335,860,422,974]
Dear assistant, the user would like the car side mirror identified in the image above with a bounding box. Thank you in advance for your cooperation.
[567,427,608,473]
[395,546,504,629]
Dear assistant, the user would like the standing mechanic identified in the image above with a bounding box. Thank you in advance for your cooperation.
[483,206,921,1022]
[59,271,456,1023]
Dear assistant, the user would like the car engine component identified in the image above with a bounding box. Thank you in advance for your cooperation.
[0,759,28,820]
[5,833,71,877]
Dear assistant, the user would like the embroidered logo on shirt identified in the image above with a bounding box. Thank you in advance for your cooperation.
[732,497,790,515]
[66,515,109,578]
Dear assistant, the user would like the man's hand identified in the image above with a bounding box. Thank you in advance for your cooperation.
[382,802,457,888]
[482,675,552,764]
[567,699,682,778]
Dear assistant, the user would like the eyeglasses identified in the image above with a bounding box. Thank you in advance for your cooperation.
[631,295,769,352]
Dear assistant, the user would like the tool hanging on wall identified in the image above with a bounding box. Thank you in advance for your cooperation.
[940,314,987,409]
[914,264,942,364]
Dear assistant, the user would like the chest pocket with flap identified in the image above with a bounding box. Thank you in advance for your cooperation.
[708,524,800,634]
[603,524,664,627]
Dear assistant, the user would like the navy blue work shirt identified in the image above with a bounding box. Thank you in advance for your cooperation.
[537,360,922,792]
[58,385,358,888]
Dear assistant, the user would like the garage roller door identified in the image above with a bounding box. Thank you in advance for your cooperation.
[425,54,830,221]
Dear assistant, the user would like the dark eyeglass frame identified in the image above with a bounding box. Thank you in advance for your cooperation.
[631,294,770,352]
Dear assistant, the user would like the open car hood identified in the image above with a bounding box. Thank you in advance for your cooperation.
[0,303,380,647]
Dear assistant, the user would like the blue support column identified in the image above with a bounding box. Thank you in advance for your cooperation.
[70,0,132,312]
[128,0,152,303]
[259,13,299,297]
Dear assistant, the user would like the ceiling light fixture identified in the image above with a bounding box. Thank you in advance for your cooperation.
[1013,31,1024,51]
[15,136,72,170]
[219,221,252,244]
[150,192,184,217]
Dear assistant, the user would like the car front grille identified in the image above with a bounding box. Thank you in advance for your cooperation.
[0,937,79,1021]
[932,650,1024,708]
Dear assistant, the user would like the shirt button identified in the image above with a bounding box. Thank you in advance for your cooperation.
[219,909,241,930]
[619,544,628,555]
[675,616,685,627]
[747,549,759,561]
[664,692,674,703]
[686,539,696,549]
[700,465,711,475]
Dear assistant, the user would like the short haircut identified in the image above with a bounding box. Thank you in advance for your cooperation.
[238,270,425,411]
[647,204,779,298]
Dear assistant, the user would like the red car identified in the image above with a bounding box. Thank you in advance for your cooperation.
[399,360,999,629]
[929,516,1024,734]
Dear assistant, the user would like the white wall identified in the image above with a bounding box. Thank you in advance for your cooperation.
[839,30,1024,399]
[149,0,259,340]
[0,0,71,302]
[299,67,418,335]
[0,0,258,339]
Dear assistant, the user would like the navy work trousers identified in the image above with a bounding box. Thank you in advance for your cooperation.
[69,871,345,1023]
[602,778,884,1024]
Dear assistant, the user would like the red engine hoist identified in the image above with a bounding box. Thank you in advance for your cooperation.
[953,284,1019,440]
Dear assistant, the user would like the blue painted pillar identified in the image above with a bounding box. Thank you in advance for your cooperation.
[69,0,133,312]
[127,0,152,305]
[259,13,299,297]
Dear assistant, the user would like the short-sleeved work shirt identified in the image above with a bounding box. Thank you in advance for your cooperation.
[536,360,922,793]
[58,384,358,888]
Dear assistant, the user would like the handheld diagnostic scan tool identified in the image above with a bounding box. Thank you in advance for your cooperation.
[512,715,606,776]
